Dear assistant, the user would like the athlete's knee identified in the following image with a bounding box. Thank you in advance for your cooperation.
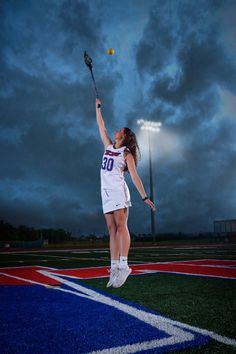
[107,222,117,235]
[116,222,127,234]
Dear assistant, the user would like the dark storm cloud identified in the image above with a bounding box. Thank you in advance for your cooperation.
[150,34,236,105]
[60,0,100,49]
[0,193,104,234]
[1,0,235,235]
[136,11,176,77]
[137,0,236,105]
[0,0,119,233]
[134,0,236,232]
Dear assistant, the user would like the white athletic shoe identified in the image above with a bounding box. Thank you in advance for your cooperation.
[113,266,132,288]
[106,268,119,288]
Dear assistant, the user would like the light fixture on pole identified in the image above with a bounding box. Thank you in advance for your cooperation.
[137,119,162,243]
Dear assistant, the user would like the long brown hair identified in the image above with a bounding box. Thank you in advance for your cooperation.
[122,127,141,171]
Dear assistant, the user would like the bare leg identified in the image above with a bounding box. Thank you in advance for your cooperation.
[104,212,119,260]
[112,208,132,288]
[113,208,130,257]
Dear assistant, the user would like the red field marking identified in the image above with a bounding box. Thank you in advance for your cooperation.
[0,266,61,285]
[0,273,30,285]
[170,259,236,267]
[51,260,236,280]
[132,263,236,278]
[0,260,236,286]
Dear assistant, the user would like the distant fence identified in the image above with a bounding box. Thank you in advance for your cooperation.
[214,219,236,240]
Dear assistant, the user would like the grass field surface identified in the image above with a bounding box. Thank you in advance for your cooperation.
[0,241,236,353]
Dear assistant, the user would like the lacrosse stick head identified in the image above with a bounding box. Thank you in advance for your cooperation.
[84,51,93,70]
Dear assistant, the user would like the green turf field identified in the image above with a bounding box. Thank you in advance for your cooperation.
[1,242,236,353]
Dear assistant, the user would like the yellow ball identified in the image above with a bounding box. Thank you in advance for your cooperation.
[107,48,115,55]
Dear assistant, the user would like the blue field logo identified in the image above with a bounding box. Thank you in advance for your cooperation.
[0,268,211,353]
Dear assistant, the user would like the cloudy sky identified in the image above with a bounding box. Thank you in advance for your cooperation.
[0,0,236,236]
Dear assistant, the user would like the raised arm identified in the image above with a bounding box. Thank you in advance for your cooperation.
[96,98,112,148]
[125,152,156,211]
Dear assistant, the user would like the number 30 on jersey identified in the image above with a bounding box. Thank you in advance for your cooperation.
[101,157,114,171]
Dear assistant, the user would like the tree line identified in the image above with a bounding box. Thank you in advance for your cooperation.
[0,220,72,244]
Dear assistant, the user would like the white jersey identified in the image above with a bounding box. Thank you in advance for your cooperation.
[100,144,128,190]
[100,144,131,213]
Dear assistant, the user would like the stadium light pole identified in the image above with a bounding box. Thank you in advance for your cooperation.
[137,119,162,244]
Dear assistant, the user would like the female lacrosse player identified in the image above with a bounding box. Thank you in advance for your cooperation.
[96,98,155,288]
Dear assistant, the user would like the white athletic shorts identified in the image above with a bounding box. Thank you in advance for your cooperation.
[101,185,132,214]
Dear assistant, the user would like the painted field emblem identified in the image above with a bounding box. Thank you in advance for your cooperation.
[1,261,236,353]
